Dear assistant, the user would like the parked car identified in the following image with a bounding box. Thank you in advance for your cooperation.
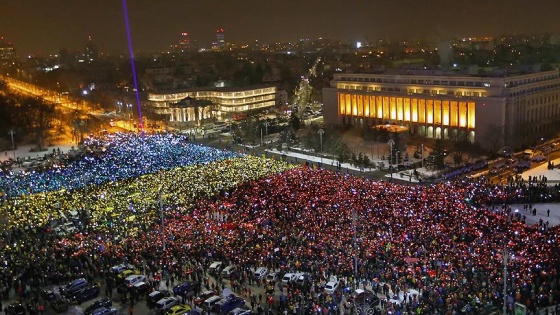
[73,284,101,303]
[281,273,298,286]
[208,261,223,274]
[110,263,136,276]
[124,274,147,288]
[5,303,26,315]
[221,265,237,277]
[117,269,141,282]
[252,267,268,280]
[155,296,180,313]
[132,281,151,295]
[173,281,199,297]
[84,298,113,315]
[147,290,171,309]
[202,295,222,312]
[294,274,311,288]
[324,277,340,294]
[216,296,246,314]
[194,290,217,307]
[61,278,88,297]
[166,304,192,315]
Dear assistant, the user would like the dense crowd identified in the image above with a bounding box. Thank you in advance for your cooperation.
[0,133,242,198]
[0,133,559,315]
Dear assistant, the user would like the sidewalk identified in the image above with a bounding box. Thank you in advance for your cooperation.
[0,141,77,164]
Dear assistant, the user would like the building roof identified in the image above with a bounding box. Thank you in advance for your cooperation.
[150,84,276,95]
[338,68,558,79]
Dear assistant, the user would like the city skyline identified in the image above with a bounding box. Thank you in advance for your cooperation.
[1,0,560,56]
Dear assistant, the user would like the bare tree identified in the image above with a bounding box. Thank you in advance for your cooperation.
[25,97,56,150]
[482,124,504,157]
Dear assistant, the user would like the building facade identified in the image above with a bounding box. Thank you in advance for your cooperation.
[215,28,225,50]
[147,85,277,125]
[0,37,16,68]
[322,70,560,148]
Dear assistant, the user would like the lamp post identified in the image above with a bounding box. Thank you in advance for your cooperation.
[116,101,122,115]
[263,121,270,137]
[158,186,166,251]
[318,129,324,164]
[503,248,509,315]
[421,144,424,169]
[8,129,16,160]
[352,208,358,290]
[388,139,395,181]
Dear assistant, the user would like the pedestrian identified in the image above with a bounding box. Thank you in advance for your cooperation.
[129,305,134,315]
[547,209,550,217]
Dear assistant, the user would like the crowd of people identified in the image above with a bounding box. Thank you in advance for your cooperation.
[0,133,242,198]
[0,132,559,315]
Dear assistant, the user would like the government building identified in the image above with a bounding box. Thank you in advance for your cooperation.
[147,85,277,127]
[322,69,560,149]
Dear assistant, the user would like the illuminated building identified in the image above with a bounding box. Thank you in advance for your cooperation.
[216,28,225,48]
[84,36,98,63]
[178,32,191,51]
[0,37,16,67]
[148,85,276,125]
[322,70,560,148]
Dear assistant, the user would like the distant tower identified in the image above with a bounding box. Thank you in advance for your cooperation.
[216,28,225,48]
[84,36,98,63]
[179,32,191,51]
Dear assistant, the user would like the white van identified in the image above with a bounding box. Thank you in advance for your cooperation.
[281,273,297,286]
[253,267,268,279]
[209,261,223,274]
[203,295,222,311]
[222,265,237,277]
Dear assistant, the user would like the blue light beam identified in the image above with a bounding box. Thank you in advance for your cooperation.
[121,0,144,132]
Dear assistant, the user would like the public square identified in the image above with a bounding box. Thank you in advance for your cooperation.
[0,132,559,315]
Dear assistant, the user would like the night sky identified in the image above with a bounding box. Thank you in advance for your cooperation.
[1,0,559,56]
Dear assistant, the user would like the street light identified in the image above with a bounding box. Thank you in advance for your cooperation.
[158,186,166,251]
[8,129,16,160]
[352,208,358,290]
[116,101,123,115]
[421,144,424,169]
[388,139,395,181]
[263,121,270,136]
[318,129,324,164]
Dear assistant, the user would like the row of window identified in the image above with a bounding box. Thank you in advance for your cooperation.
[338,93,476,128]
[339,72,559,89]
[148,89,276,102]
[338,76,490,87]
[510,82,560,96]
[505,73,559,87]
[338,85,487,97]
